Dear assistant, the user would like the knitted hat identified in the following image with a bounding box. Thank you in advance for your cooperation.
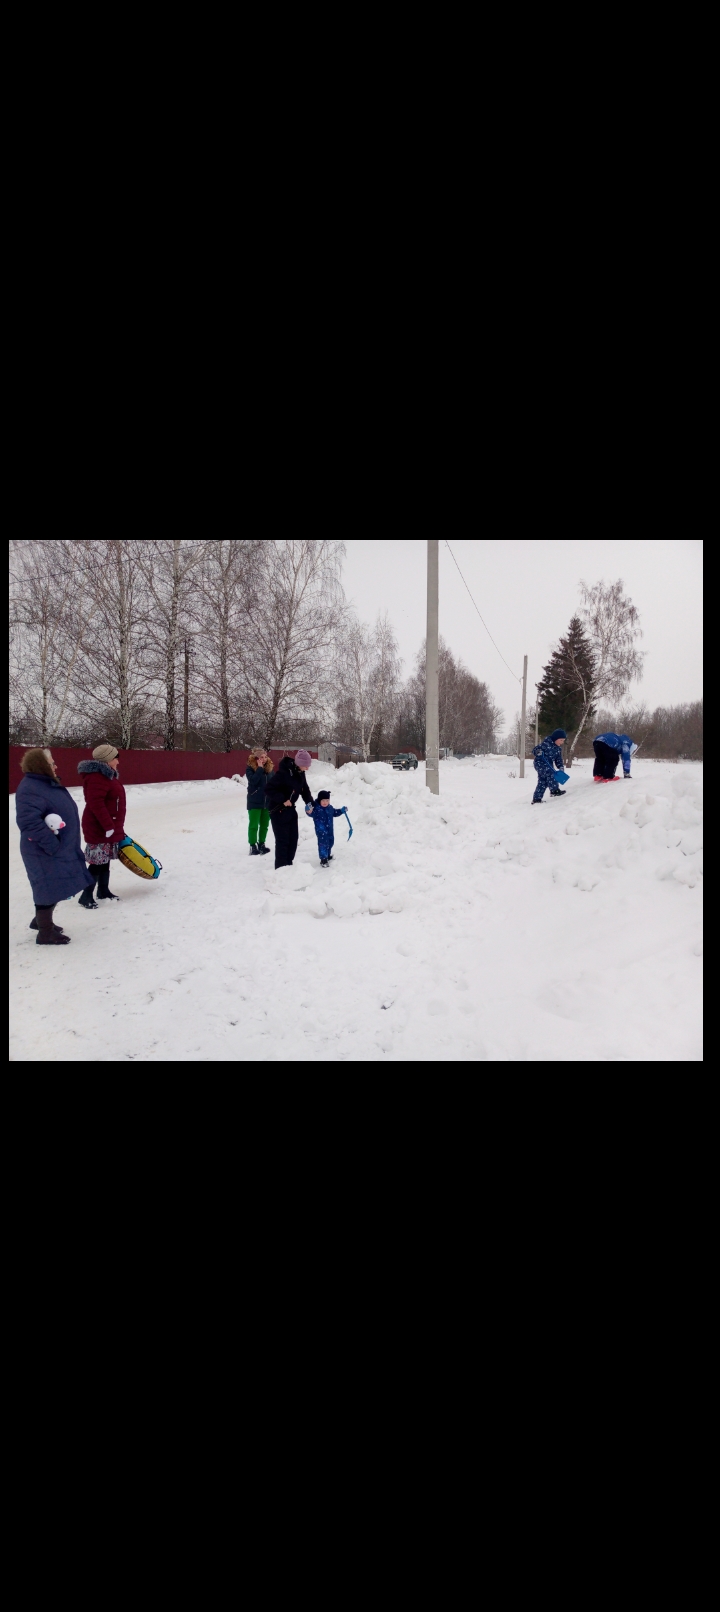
[547,729,567,742]
[93,744,119,763]
[295,749,312,768]
[316,789,331,801]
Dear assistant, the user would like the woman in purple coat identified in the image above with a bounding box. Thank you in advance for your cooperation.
[15,749,93,945]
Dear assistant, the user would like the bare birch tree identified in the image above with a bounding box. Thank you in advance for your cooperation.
[71,539,154,747]
[136,540,208,748]
[244,541,345,747]
[9,540,98,743]
[195,540,260,750]
[345,614,401,760]
[566,579,644,760]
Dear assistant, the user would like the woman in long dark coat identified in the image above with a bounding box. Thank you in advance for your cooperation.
[15,748,93,945]
[264,749,314,868]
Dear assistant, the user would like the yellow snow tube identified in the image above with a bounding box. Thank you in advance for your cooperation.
[117,836,162,880]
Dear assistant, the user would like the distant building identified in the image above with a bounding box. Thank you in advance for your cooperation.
[317,740,364,765]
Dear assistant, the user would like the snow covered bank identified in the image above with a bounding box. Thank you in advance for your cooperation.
[9,759,702,1062]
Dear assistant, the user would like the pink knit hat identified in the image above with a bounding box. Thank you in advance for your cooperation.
[295,749,312,768]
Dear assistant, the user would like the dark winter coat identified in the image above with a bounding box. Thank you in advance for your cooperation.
[244,763,270,810]
[594,732,636,776]
[16,773,93,905]
[77,760,127,844]
[265,756,314,816]
[312,802,344,854]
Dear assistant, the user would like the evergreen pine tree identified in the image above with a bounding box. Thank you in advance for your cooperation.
[537,616,596,741]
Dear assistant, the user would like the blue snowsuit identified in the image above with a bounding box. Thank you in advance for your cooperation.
[594,733,635,777]
[532,732,566,801]
[312,801,344,861]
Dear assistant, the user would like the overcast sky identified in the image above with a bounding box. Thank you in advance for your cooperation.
[340,540,703,732]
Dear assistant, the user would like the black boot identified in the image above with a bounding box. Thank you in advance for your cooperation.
[78,880,98,909]
[249,843,259,856]
[30,914,64,931]
[35,906,70,945]
[551,789,566,797]
[96,864,119,899]
[257,843,270,855]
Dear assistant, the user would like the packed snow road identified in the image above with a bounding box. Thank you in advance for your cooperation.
[9,757,702,1062]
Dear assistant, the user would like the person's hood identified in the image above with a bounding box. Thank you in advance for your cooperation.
[77,760,117,779]
[547,728,567,742]
[278,756,296,775]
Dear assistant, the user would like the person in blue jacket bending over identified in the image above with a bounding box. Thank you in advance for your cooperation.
[531,728,568,802]
[310,789,346,865]
[593,731,637,781]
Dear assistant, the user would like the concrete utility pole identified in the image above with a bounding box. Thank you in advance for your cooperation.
[519,655,528,778]
[183,639,189,750]
[535,685,540,748]
[426,540,439,794]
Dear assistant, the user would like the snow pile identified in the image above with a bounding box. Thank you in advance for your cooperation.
[9,759,702,1062]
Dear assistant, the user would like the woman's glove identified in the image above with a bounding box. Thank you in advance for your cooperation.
[106,828,115,837]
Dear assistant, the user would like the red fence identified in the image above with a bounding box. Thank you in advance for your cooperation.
[8,746,317,794]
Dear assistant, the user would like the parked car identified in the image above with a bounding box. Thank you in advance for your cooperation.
[392,753,419,770]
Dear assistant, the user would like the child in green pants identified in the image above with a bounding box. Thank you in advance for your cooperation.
[244,750,273,855]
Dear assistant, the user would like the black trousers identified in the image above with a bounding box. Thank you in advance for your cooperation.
[593,740,620,778]
[271,807,299,869]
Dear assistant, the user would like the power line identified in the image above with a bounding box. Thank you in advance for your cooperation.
[443,541,522,684]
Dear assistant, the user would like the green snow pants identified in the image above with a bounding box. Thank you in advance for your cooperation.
[248,807,270,845]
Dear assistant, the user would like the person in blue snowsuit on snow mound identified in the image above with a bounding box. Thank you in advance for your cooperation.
[593,731,637,780]
[310,789,347,866]
[531,728,567,802]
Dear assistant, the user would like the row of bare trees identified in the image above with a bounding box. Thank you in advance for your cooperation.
[16,549,690,763]
[9,541,505,759]
[9,540,346,751]
[336,630,503,758]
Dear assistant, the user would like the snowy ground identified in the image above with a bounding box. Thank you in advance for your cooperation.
[9,758,702,1062]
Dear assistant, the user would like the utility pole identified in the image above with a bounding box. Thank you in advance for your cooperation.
[183,639,189,750]
[519,655,528,778]
[535,685,540,748]
[425,540,439,794]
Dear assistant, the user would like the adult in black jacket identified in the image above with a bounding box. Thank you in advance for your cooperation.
[264,750,314,868]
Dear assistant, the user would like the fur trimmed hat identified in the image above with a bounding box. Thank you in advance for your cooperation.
[20,748,55,777]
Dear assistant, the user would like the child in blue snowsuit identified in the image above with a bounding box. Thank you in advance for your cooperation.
[592,732,637,780]
[310,789,346,866]
[532,728,567,802]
